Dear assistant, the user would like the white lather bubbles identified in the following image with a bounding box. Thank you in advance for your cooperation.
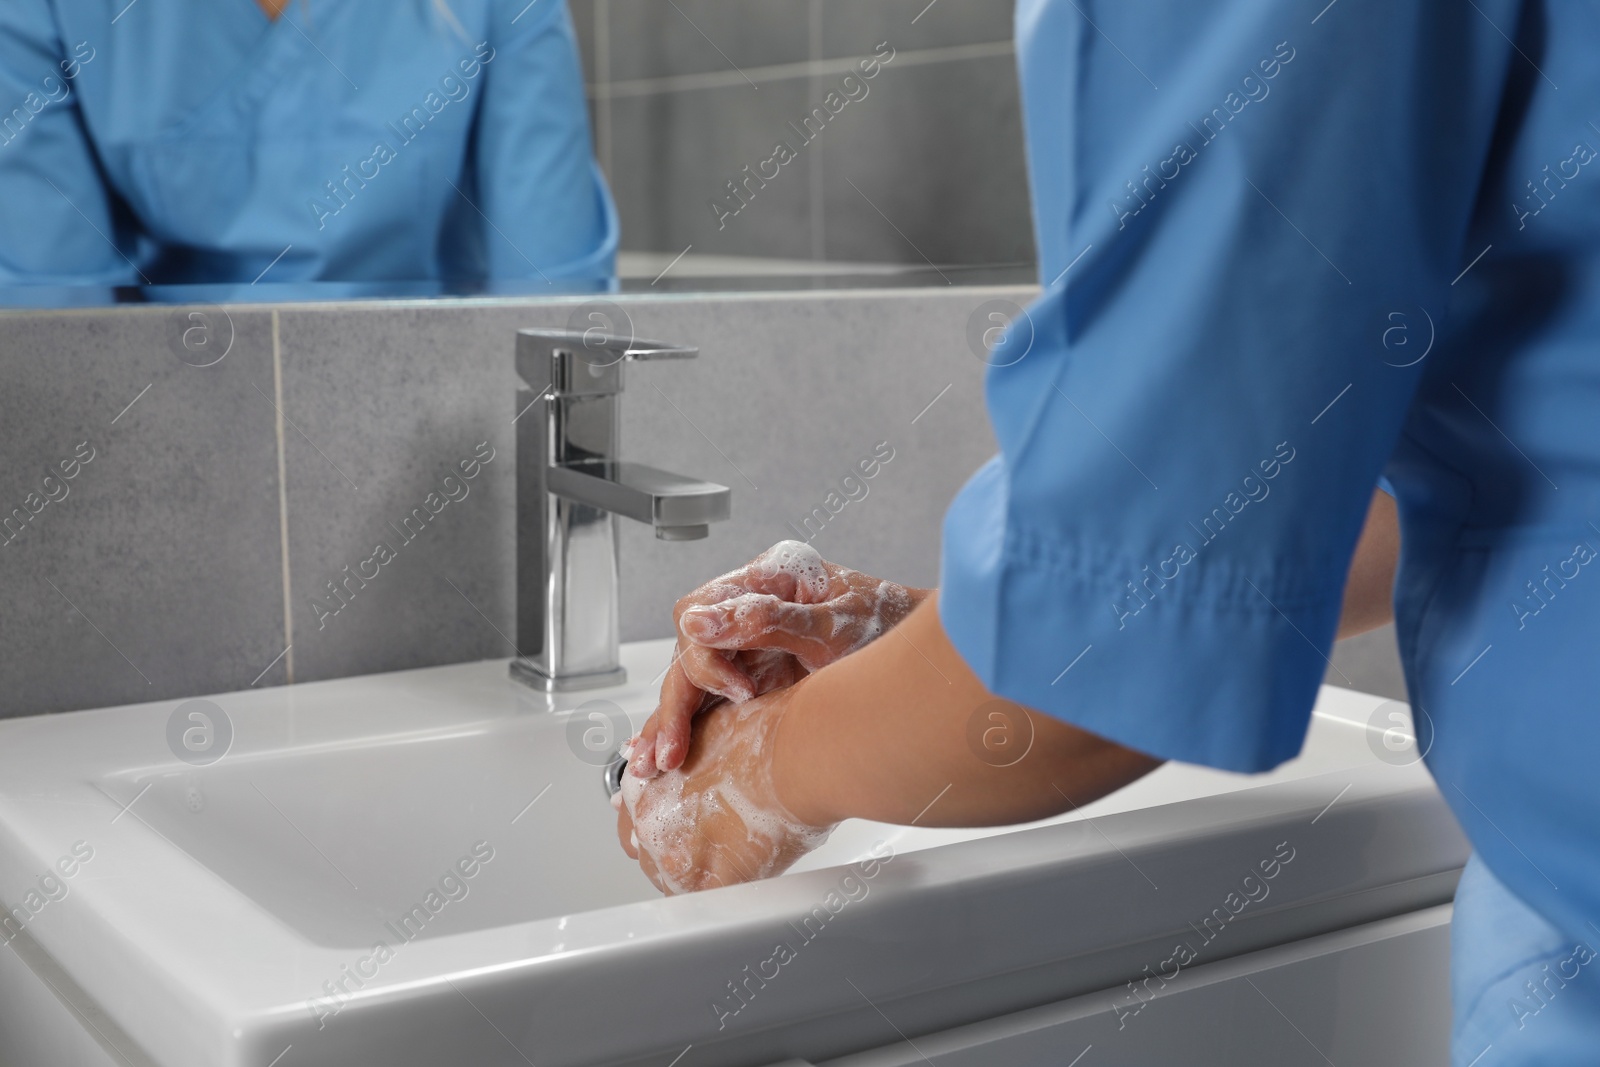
[756,540,830,602]
[617,699,833,895]
[673,540,923,679]
[618,768,695,892]
[612,544,933,889]
[618,756,831,896]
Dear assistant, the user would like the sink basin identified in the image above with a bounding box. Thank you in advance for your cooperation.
[100,717,654,948]
[0,640,1467,1067]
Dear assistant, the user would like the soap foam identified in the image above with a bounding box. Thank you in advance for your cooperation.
[757,540,830,603]
[716,778,832,866]
[619,752,832,894]
[620,768,699,894]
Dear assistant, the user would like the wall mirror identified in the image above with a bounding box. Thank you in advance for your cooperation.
[0,0,1034,307]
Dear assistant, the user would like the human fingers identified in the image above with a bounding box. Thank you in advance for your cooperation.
[626,722,658,780]
[650,686,722,775]
[629,659,689,779]
[669,542,836,622]
[673,640,757,705]
[679,594,842,668]
[737,648,809,696]
[646,648,803,776]
[740,539,834,604]
[632,652,735,778]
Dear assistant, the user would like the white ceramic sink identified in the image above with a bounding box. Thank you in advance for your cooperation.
[0,640,1467,1067]
[99,713,652,949]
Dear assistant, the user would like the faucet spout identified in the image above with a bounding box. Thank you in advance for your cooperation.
[547,460,731,536]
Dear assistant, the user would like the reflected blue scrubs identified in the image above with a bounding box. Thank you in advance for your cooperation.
[939,2,1600,1062]
[0,0,615,286]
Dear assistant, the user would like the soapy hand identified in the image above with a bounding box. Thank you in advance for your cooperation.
[613,685,833,894]
[629,540,927,777]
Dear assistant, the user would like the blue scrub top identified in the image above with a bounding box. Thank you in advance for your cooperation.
[941,0,1599,1051]
[0,0,616,286]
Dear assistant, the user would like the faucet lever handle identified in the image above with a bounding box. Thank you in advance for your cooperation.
[516,328,697,397]
[620,341,698,362]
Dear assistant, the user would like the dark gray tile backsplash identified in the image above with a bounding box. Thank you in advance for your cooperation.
[819,54,1036,267]
[605,0,813,82]
[577,0,1035,269]
[607,78,818,260]
[818,0,1016,57]
[569,0,599,76]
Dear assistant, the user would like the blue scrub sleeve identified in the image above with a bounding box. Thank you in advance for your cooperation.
[473,0,616,284]
[940,0,1517,772]
[0,2,136,285]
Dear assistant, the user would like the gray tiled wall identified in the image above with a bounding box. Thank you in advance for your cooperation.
[0,288,1015,715]
[0,287,1405,717]
[270,289,1016,686]
[572,0,1035,269]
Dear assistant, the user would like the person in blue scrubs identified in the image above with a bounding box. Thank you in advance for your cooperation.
[614,2,1600,1062]
[0,0,615,287]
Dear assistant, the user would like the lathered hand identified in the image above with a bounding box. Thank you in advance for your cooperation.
[614,686,833,894]
[629,540,926,777]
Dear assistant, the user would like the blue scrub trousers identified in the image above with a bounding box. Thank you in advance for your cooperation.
[1452,855,1600,1065]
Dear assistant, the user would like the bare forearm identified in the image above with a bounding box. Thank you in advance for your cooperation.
[727,486,1393,830]
[1337,489,1399,639]
[771,593,1161,829]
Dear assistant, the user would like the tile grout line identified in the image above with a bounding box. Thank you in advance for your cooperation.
[271,310,295,684]
[588,40,1017,99]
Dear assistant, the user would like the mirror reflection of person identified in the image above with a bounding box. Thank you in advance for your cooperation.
[0,0,614,287]
[614,1,1600,1062]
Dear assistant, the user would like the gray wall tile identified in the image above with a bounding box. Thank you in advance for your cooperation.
[274,289,1019,684]
[569,0,600,78]
[274,303,530,685]
[611,291,1005,628]
[821,55,1035,267]
[588,0,1033,267]
[608,78,817,259]
[0,308,287,716]
[572,0,608,172]
[820,0,1013,57]
[605,0,811,82]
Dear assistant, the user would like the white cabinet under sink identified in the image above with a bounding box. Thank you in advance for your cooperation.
[818,906,1452,1067]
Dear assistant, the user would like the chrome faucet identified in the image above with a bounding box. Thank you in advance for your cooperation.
[510,329,732,692]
